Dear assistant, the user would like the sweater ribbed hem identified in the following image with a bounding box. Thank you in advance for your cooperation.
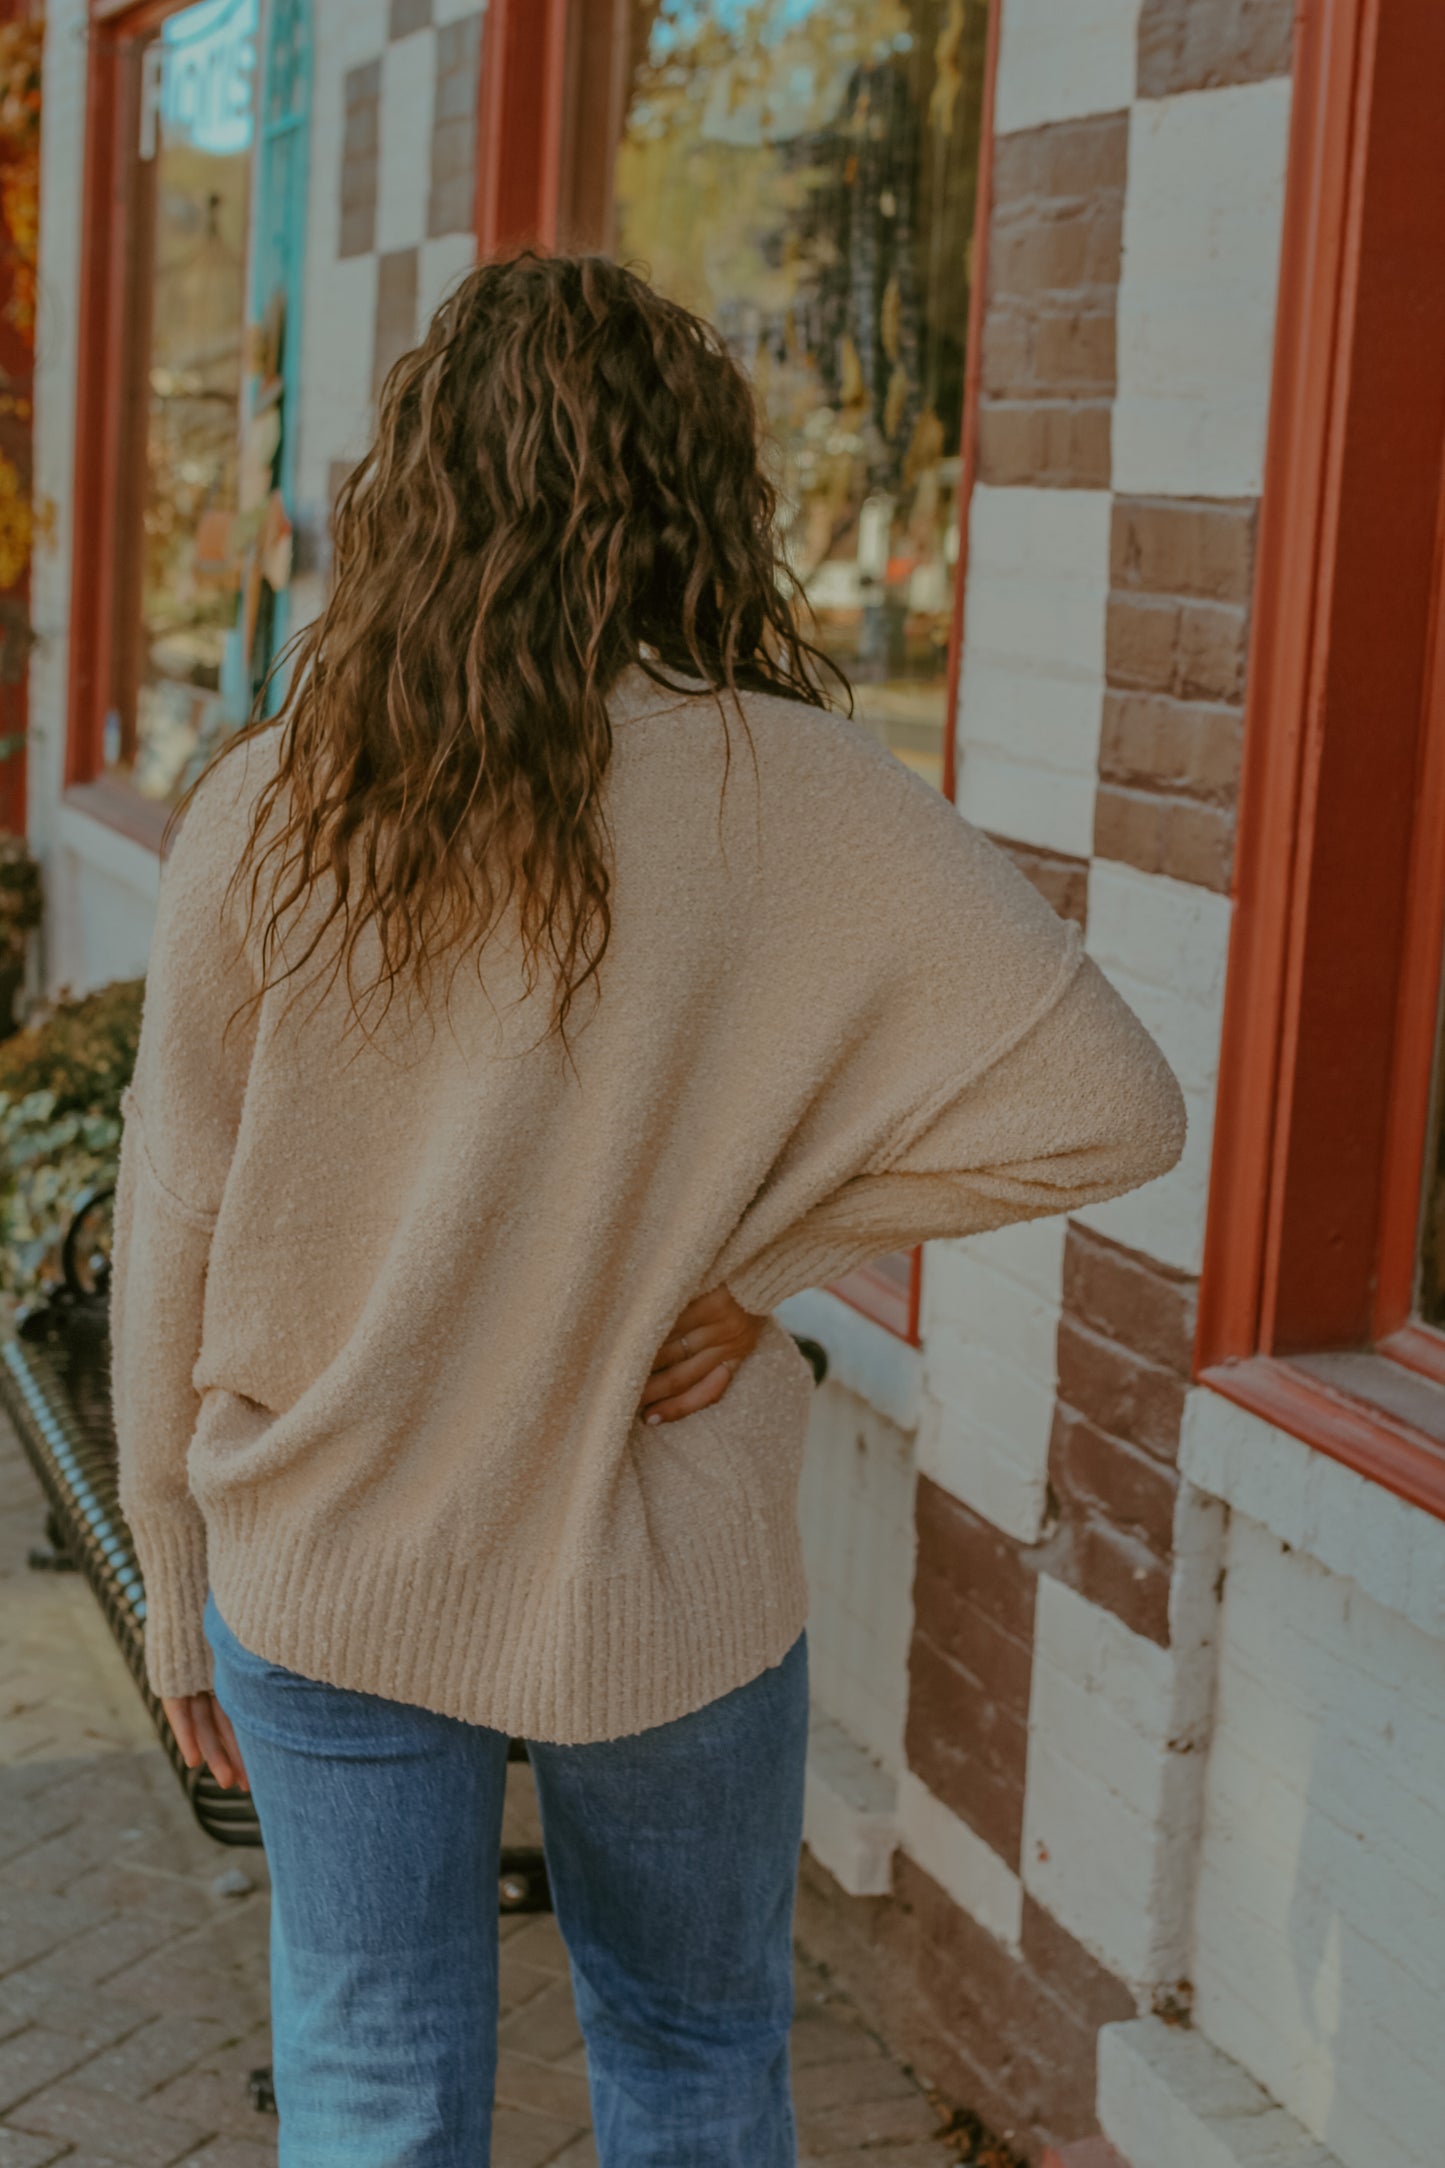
[203,1491,809,1744]
[127,1503,214,1696]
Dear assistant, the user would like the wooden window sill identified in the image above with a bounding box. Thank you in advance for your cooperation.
[1201,1349,1445,1522]
[64,776,171,856]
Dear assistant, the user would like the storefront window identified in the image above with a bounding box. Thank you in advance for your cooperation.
[107,0,258,805]
[570,0,989,790]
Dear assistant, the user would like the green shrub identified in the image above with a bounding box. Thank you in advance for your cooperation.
[0,978,144,1299]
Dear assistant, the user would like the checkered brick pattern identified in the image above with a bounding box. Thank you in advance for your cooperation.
[823,0,1301,2154]
[292,0,482,594]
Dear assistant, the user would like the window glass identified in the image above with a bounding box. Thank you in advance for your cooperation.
[109,0,258,804]
[595,0,989,789]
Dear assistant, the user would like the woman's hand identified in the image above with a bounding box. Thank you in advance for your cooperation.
[163,1691,249,1792]
[641,1285,763,1425]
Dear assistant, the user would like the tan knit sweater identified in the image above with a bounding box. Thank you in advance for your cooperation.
[112,669,1185,1742]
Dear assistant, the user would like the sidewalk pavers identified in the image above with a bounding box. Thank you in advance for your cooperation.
[0,1411,958,2165]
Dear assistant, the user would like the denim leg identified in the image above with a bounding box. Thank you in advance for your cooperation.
[205,1594,511,2168]
[529,1634,808,2168]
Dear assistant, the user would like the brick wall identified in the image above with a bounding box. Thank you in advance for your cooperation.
[801,1,1299,2157]
[294,0,482,616]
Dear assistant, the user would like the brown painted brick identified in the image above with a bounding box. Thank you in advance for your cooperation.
[906,1635,1030,1868]
[339,60,381,260]
[1046,1225,1199,1642]
[373,247,420,403]
[981,113,1127,489]
[1098,500,1254,887]
[1041,114,1130,197]
[428,14,483,237]
[1138,0,1295,98]
[1111,496,1256,605]
[989,836,1090,929]
[1062,1224,1196,1378]
[1055,1316,1188,1466]
[1094,784,1235,892]
[1099,691,1243,806]
[1050,1403,1179,1559]
[1033,307,1118,392]
[792,1851,1133,2157]
[907,1479,1037,1870]
[1046,1482,1174,1646]
[1021,1897,1137,2034]
[977,400,1112,489]
[389,0,432,34]
[913,1477,1036,1645]
[1106,593,1247,705]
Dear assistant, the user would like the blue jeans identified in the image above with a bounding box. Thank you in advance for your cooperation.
[204,1594,808,2167]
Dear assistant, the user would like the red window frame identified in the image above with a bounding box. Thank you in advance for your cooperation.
[67,0,228,855]
[476,0,1001,1345]
[1197,0,1445,1519]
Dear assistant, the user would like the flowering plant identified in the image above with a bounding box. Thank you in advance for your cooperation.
[0,977,143,1300]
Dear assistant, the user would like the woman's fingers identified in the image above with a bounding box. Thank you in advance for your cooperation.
[641,1284,765,1421]
[211,1699,250,1793]
[163,1695,201,1770]
[644,1361,735,1426]
[669,1286,736,1335]
[647,1321,752,1382]
[191,1693,242,1790]
[641,1344,738,1413]
[648,1288,762,1375]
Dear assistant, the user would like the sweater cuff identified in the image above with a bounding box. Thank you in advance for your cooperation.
[127,1504,214,1696]
[722,1179,942,1314]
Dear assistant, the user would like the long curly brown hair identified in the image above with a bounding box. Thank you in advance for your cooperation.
[197,251,843,1037]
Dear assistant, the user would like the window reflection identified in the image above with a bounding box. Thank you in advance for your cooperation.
[598,0,988,787]
[112,0,257,805]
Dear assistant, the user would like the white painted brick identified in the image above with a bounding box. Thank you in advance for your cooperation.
[954,484,1110,856]
[297,251,381,498]
[954,1215,1068,1305]
[896,1770,1023,1952]
[335,0,389,65]
[924,1331,1056,1454]
[916,1322,1056,1542]
[805,1712,897,1898]
[1086,859,1233,1012]
[954,748,1100,860]
[994,0,1140,136]
[798,1387,916,1774]
[377,29,436,253]
[916,1407,1050,1541]
[1078,863,1231,1270]
[1192,1514,1445,2168]
[418,230,478,328]
[920,1245,1060,1378]
[1115,82,1293,496]
[1180,1389,1445,1643]
[1022,1574,1200,1986]
[1099,2019,1344,2168]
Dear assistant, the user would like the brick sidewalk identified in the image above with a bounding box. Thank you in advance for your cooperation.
[0,1414,958,2166]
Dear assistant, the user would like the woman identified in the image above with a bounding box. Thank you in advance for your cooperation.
[112,253,1185,2168]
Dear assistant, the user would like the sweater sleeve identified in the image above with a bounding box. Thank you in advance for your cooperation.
[111,759,261,1696]
[721,952,1186,1317]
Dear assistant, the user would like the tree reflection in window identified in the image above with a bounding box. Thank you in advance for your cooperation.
[604,0,989,788]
